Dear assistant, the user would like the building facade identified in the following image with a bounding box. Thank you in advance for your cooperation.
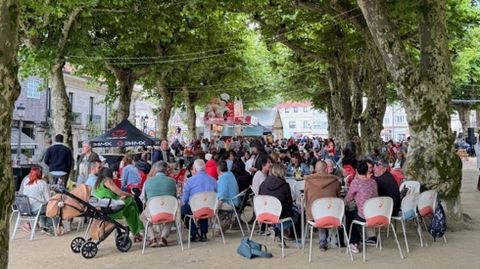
[277,102,329,139]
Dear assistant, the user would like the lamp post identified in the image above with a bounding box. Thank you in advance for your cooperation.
[16,103,25,165]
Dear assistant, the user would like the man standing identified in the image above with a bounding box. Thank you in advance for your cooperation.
[181,159,216,242]
[152,140,172,163]
[44,134,74,186]
[304,161,340,251]
[77,142,99,177]
[373,159,401,217]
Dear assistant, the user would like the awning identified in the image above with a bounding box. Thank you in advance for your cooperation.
[11,128,37,149]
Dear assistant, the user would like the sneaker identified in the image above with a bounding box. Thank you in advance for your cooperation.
[350,244,360,254]
[366,236,377,246]
[159,237,168,247]
[274,236,289,248]
[21,223,31,232]
[41,227,54,236]
[258,230,271,236]
[319,244,328,252]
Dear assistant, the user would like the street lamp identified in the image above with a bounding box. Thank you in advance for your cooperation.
[16,103,25,165]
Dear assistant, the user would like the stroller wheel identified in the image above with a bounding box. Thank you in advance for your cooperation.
[71,237,86,253]
[80,241,98,259]
[115,234,132,252]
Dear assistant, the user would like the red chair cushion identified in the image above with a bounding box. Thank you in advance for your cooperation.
[193,207,215,219]
[257,213,280,224]
[315,216,341,228]
[419,206,433,217]
[151,213,175,224]
[366,215,389,227]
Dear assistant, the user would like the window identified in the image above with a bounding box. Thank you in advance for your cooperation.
[89,97,94,122]
[293,107,299,113]
[383,116,390,124]
[303,107,309,112]
[26,78,41,99]
[289,121,296,129]
[395,115,405,124]
[303,120,310,129]
[285,108,290,113]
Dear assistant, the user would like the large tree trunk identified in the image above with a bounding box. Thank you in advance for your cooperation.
[156,80,174,140]
[182,87,197,141]
[360,44,388,156]
[0,1,20,268]
[51,62,73,149]
[106,67,138,124]
[476,109,480,130]
[358,0,464,227]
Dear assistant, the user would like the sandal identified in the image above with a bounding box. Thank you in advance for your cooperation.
[133,235,143,243]
[148,238,159,248]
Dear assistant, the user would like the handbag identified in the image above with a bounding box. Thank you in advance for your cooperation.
[237,237,273,259]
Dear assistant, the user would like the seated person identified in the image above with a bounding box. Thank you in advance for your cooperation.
[231,158,253,192]
[286,152,311,177]
[304,161,340,251]
[251,155,271,196]
[373,159,401,217]
[120,154,140,191]
[344,160,378,254]
[259,163,298,245]
[140,161,176,247]
[181,159,217,242]
[216,160,240,232]
[93,167,144,242]
[21,166,53,235]
[85,159,102,188]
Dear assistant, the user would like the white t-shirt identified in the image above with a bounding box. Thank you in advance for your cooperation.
[251,171,267,195]
[22,180,50,212]
[245,156,255,174]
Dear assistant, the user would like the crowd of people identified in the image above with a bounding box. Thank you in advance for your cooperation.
[18,133,412,255]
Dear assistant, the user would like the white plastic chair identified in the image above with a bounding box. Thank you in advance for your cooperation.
[307,198,353,262]
[399,181,421,195]
[249,195,299,258]
[184,192,225,249]
[293,181,305,207]
[11,194,57,240]
[286,178,298,200]
[219,189,250,236]
[417,190,447,244]
[349,197,404,262]
[391,193,426,252]
[142,195,184,254]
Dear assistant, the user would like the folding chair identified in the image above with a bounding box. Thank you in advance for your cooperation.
[249,195,299,258]
[349,197,404,262]
[307,198,353,262]
[219,189,251,236]
[11,194,57,241]
[142,195,184,254]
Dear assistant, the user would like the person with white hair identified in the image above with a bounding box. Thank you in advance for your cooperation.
[181,159,217,242]
[76,141,99,181]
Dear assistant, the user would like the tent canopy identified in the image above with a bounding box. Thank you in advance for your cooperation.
[90,119,159,148]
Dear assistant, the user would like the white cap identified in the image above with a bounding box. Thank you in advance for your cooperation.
[205,153,213,161]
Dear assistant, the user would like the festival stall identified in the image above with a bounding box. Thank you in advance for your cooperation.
[203,94,260,139]
[89,119,159,148]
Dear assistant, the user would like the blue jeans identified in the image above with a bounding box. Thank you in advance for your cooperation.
[181,204,208,239]
[274,206,299,237]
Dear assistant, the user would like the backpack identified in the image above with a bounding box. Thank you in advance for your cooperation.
[237,237,272,259]
[428,200,447,241]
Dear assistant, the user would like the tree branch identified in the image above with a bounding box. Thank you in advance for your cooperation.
[275,33,324,61]
[56,7,84,60]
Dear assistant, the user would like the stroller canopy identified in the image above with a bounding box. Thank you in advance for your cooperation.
[90,119,160,148]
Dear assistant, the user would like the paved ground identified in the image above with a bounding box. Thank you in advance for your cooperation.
[9,159,480,269]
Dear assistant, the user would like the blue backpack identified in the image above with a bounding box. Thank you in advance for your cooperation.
[237,237,273,259]
[428,200,447,241]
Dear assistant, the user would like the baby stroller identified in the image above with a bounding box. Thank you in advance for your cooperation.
[46,185,132,259]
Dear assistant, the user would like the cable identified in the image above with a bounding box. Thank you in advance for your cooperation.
[65,7,361,62]
[105,51,233,65]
